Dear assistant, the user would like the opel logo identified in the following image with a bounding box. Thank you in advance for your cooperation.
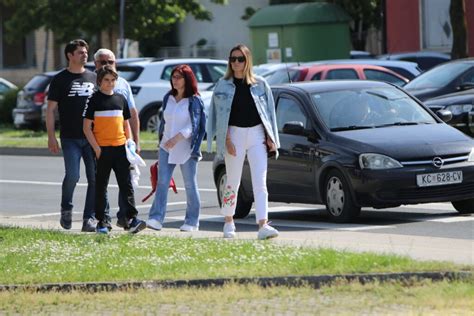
[432,157,444,168]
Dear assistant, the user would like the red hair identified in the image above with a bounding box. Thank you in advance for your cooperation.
[170,64,199,97]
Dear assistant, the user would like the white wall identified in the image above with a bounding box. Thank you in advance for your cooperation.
[178,0,269,59]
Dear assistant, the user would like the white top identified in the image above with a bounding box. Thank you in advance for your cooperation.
[160,96,192,164]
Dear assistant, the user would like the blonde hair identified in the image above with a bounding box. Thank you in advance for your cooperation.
[224,44,257,85]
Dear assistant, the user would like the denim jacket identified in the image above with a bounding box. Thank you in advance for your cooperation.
[159,92,207,160]
[206,75,280,158]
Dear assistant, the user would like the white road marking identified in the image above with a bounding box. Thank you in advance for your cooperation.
[0,179,216,192]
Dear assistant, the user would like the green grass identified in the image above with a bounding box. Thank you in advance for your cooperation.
[0,227,469,285]
[0,126,213,151]
[1,281,473,314]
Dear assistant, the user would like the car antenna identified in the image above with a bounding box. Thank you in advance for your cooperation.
[285,61,292,83]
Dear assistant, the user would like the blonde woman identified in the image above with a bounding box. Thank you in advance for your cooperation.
[206,44,280,239]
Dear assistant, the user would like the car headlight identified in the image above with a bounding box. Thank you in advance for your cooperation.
[469,148,474,162]
[446,104,473,115]
[359,153,403,170]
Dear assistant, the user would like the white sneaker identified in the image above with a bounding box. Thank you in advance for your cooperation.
[258,224,279,240]
[146,219,162,231]
[223,222,236,238]
[180,224,199,232]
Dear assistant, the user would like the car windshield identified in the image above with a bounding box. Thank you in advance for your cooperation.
[311,87,437,131]
[404,62,470,89]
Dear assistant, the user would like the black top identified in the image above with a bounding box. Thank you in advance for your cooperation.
[228,77,262,128]
[48,69,96,139]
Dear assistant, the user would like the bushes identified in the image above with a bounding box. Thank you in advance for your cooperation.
[0,88,19,124]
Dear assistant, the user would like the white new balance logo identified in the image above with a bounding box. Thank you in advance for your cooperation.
[68,82,95,97]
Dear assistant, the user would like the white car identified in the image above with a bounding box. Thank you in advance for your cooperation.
[117,58,227,132]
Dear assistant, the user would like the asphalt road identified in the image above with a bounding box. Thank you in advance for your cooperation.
[0,154,473,264]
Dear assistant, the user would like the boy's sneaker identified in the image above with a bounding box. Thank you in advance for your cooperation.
[223,222,236,238]
[146,219,162,231]
[96,221,112,234]
[258,224,279,240]
[96,226,109,234]
[60,209,72,230]
[116,217,130,231]
[180,224,199,232]
[81,218,96,232]
[129,218,146,234]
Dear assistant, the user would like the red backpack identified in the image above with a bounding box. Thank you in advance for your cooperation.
[142,161,177,202]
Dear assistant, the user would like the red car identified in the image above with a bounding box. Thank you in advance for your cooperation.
[266,64,409,87]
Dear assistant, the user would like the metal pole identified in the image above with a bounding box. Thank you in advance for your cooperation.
[119,0,125,58]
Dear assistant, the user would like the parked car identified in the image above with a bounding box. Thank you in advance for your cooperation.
[312,59,422,80]
[0,77,18,101]
[377,51,451,72]
[12,71,58,129]
[212,80,474,222]
[350,50,375,59]
[424,89,474,136]
[266,64,408,87]
[253,63,298,78]
[404,58,474,101]
[117,58,227,132]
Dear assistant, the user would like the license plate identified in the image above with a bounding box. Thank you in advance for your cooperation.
[416,171,463,187]
[14,113,25,125]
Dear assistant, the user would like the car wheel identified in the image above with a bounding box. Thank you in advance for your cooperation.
[324,170,361,223]
[451,199,474,214]
[216,168,253,219]
[141,108,161,133]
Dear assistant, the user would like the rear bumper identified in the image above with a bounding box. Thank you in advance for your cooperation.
[12,108,41,126]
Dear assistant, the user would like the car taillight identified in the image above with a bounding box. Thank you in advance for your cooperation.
[34,92,46,106]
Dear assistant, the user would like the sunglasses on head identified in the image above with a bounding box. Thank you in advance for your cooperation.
[99,60,115,65]
[229,56,246,63]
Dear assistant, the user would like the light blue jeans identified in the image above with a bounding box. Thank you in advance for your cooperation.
[60,138,96,220]
[148,148,201,226]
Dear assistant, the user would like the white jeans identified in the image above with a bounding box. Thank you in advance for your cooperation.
[222,124,268,223]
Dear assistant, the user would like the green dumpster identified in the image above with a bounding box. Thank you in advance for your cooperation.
[248,2,351,64]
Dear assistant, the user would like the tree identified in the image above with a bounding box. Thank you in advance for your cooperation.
[0,0,227,55]
[450,0,468,59]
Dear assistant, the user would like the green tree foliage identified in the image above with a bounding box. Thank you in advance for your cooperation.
[0,0,226,46]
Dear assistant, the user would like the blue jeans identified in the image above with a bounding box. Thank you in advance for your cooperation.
[60,138,96,220]
[148,148,201,226]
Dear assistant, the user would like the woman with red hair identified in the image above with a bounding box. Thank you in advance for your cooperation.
[146,64,206,231]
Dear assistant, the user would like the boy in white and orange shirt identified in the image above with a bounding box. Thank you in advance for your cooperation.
[83,65,145,234]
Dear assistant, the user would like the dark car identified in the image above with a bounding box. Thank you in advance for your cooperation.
[424,89,474,136]
[12,71,58,129]
[404,59,474,101]
[377,51,451,72]
[212,81,474,222]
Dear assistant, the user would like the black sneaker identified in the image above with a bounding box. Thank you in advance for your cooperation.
[81,218,96,232]
[60,209,72,230]
[129,218,146,234]
[96,221,112,234]
[116,217,130,231]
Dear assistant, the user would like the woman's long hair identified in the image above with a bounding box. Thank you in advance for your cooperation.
[170,64,199,97]
[223,44,256,85]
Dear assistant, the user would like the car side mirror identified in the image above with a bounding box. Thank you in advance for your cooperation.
[436,109,453,123]
[282,121,305,135]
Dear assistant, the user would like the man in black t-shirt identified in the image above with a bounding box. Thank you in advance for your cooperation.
[46,39,97,232]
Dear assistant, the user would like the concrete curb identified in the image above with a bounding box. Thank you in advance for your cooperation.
[0,147,215,161]
[0,271,471,293]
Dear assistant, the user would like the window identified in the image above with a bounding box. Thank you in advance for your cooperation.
[364,69,405,86]
[311,72,322,81]
[325,69,358,80]
[460,68,474,85]
[206,64,226,82]
[276,96,307,133]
